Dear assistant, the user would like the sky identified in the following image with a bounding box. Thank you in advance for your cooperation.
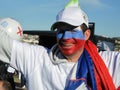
[0,0,120,38]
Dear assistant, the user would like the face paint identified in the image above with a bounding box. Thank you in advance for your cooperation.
[57,27,86,55]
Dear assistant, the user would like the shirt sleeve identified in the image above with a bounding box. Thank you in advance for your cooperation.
[99,51,120,88]
[0,29,13,63]
[10,41,50,77]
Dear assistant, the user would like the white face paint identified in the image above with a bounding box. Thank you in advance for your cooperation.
[57,26,86,55]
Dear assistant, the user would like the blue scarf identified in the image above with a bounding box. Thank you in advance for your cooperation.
[65,49,97,90]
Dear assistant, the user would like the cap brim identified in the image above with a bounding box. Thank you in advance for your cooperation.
[51,22,77,31]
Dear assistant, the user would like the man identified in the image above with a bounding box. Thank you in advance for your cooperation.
[0,0,120,90]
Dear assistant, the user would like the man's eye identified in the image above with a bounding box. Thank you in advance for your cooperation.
[70,29,77,33]
[56,30,64,34]
[71,29,75,32]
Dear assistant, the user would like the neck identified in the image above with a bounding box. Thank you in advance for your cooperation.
[65,47,84,62]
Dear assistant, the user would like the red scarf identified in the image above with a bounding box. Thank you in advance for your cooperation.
[85,40,116,90]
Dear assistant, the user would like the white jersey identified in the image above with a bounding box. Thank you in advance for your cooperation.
[9,41,120,90]
[11,41,76,90]
[99,51,120,88]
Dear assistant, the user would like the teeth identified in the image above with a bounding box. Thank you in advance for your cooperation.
[63,43,73,46]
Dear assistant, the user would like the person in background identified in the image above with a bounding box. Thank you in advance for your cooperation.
[0,0,120,90]
[0,80,12,90]
[0,17,23,90]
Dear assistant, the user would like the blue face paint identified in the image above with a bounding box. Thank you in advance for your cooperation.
[57,27,86,55]
[57,29,85,40]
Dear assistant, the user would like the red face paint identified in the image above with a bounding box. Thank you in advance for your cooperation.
[57,26,86,55]
[58,39,85,55]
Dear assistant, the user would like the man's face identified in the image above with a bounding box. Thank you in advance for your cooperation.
[56,26,86,56]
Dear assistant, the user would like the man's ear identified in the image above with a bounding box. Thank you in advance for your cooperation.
[84,29,91,40]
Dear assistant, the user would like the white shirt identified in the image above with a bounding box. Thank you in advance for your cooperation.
[10,41,120,90]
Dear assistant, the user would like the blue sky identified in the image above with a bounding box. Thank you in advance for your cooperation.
[0,0,120,37]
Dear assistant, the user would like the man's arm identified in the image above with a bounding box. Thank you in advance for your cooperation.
[0,29,13,63]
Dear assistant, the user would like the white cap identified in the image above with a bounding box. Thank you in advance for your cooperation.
[0,18,23,41]
[51,6,89,30]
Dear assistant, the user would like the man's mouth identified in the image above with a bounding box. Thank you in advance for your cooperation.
[60,42,74,48]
